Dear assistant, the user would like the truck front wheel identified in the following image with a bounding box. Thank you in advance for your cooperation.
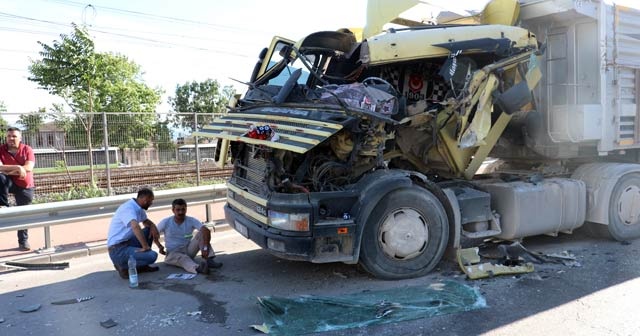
[359,187,449,279]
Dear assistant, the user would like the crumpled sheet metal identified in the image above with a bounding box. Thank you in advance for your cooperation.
[252,280,486,335]
[457,247,534,280]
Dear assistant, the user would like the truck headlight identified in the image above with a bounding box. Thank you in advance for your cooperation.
[268,210,310,231]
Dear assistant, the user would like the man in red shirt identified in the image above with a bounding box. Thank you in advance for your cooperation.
[0,127,36,251]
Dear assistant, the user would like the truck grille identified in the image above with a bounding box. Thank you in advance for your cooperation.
[232,144,269,195]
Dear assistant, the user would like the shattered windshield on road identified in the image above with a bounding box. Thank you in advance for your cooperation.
[252,280,486,335]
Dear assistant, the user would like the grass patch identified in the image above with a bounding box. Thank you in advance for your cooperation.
[35,164,119,174]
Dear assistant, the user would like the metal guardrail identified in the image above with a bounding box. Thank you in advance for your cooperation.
[0,184,228,250]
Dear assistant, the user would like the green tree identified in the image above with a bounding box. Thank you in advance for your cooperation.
[29,24,98,180]
[16,108,46,147]
[28,24,161,182]
[17,109,45,133]
[168,79,234,132]
[154,121,174,151]
[48,103,75,179]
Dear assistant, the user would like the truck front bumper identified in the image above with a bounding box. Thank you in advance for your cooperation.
[224,204,315,261]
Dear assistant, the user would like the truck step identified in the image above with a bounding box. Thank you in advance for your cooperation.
[462,229,502,239]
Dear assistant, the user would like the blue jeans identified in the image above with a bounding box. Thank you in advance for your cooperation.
[0,174,34,245]
[108,227,158,270]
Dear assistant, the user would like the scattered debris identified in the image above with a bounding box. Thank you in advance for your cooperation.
[159,316,178,327]
[495,242,580,266]
[100,318,117,329]
[251,323,271,334]
[19,304,42,313]
[16,294,24,297]
[457,241,583,280]
[3,261,69,271]
[51,296,95,305]
[167,273,197,280]
[187,311,202,316]
[457,247,534,280]
[333,271,348,279]
[0,317,5,323]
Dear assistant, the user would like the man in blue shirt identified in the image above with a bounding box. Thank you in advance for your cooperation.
[157,198,222,274]
[107,188,161,279]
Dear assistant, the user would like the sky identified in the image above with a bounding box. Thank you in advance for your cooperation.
[0,0,370,120]
[1,0,638,123]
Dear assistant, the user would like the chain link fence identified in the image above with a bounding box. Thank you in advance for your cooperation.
[1,112,229,203]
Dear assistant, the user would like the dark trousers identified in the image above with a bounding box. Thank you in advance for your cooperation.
[0,174,35,244]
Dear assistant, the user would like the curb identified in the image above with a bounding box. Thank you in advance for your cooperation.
[0,223,232,271]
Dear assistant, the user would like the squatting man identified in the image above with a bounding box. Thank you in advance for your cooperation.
[157,198,222,274]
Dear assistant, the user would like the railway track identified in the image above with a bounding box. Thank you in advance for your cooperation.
[35,165,233,194]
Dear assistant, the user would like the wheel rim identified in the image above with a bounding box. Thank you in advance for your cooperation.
[616,185,640,226]
[379,208,428,260]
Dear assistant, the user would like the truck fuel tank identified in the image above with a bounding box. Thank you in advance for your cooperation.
[479,178,586,240]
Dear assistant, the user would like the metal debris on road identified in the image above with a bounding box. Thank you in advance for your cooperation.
[51,296,95,305]
[333,271,348,279]
[3,261,69,271]
[187,311,202,316]
[100,318,118,329]
[167,273,197,280]
[457,247,534,280]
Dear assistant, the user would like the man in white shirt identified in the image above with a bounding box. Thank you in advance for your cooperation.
[157,198,222,274]
[107,188,161,279]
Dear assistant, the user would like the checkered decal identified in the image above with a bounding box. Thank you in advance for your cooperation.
[380,67,401,89]
[430,81,447,101]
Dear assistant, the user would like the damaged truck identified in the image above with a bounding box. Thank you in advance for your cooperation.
[195,0,640,279]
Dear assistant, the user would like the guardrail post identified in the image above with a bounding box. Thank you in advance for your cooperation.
[102,111,113,196]
[206,203,212,223]
[44,226,52,250]
[194,112,201,186]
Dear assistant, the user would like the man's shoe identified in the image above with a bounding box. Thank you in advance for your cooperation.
[137,265,159,273]
[114,264,128,280]
[207,258,223,269]
[18,242,30,251]
[196,261,210,274]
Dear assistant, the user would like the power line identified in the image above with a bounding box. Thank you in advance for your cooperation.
[89,28,251,57]
[0,11,255,57]
[43,0,270,35]
[0,47,41,54]
[0,11,69,28]
[0,67,28,72]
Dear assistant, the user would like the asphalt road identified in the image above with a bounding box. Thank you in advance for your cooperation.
[0,228,639,336]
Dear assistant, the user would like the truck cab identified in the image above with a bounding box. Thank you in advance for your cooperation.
[195,0,640,279]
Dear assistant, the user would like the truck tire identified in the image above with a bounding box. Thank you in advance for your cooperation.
[359,186,448,279]
[607,173,640,241]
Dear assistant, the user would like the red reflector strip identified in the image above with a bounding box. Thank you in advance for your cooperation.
[337,227,348,234]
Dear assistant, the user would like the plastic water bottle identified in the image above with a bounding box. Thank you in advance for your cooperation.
[128,255,138,288]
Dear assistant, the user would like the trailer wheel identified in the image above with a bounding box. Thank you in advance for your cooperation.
[606,173,640,241]
[359,187,448,279]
